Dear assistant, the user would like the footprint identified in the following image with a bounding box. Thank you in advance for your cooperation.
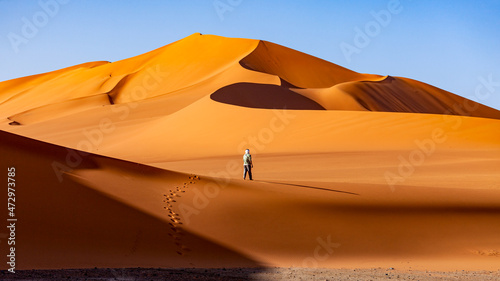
[164,178,200,254]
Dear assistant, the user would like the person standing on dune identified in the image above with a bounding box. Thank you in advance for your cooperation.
[243,149,253,180]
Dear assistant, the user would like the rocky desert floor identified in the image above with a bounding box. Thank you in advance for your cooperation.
[1,267,500,281]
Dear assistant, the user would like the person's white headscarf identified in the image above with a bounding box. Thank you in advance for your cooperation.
[245,149,250,154]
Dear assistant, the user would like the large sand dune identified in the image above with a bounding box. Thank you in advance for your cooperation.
[1,131,261,269]
[1,33,499,272]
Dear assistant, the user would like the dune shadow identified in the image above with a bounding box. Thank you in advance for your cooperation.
[254,180,359,196]
[210,82,325,110]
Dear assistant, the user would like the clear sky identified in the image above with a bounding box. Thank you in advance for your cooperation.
[1,0,499,110]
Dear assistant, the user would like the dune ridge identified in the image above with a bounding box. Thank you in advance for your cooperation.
[293,76,500,119]
[239,40,379,88]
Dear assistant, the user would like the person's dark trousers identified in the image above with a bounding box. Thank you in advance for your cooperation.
[243,164,252,180]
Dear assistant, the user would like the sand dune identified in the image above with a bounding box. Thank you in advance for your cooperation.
[8,94,112,125]
[293,76,500,118]
[239,40,379,88]
[2,129,499,271]
[0,131,261,269]
[1,34,500,272]
[2,33,498,125]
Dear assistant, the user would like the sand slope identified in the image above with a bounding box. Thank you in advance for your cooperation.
[2,130,499,271]
[1,34,500,271]
[0,131,262,269]
[293,76,500,118]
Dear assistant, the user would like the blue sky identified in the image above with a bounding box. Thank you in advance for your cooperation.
[1,0,499,109]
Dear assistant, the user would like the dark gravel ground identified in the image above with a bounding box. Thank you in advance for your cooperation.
[1,267,499,281]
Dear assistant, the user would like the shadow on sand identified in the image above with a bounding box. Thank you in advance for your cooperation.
[254,180,359,196]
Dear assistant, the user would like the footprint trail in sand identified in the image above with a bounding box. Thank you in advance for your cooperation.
[162,174,201,256]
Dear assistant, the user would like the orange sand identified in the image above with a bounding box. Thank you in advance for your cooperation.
[1,34,499,271]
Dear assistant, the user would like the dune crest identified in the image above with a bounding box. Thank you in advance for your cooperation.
[239,40,379,88]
